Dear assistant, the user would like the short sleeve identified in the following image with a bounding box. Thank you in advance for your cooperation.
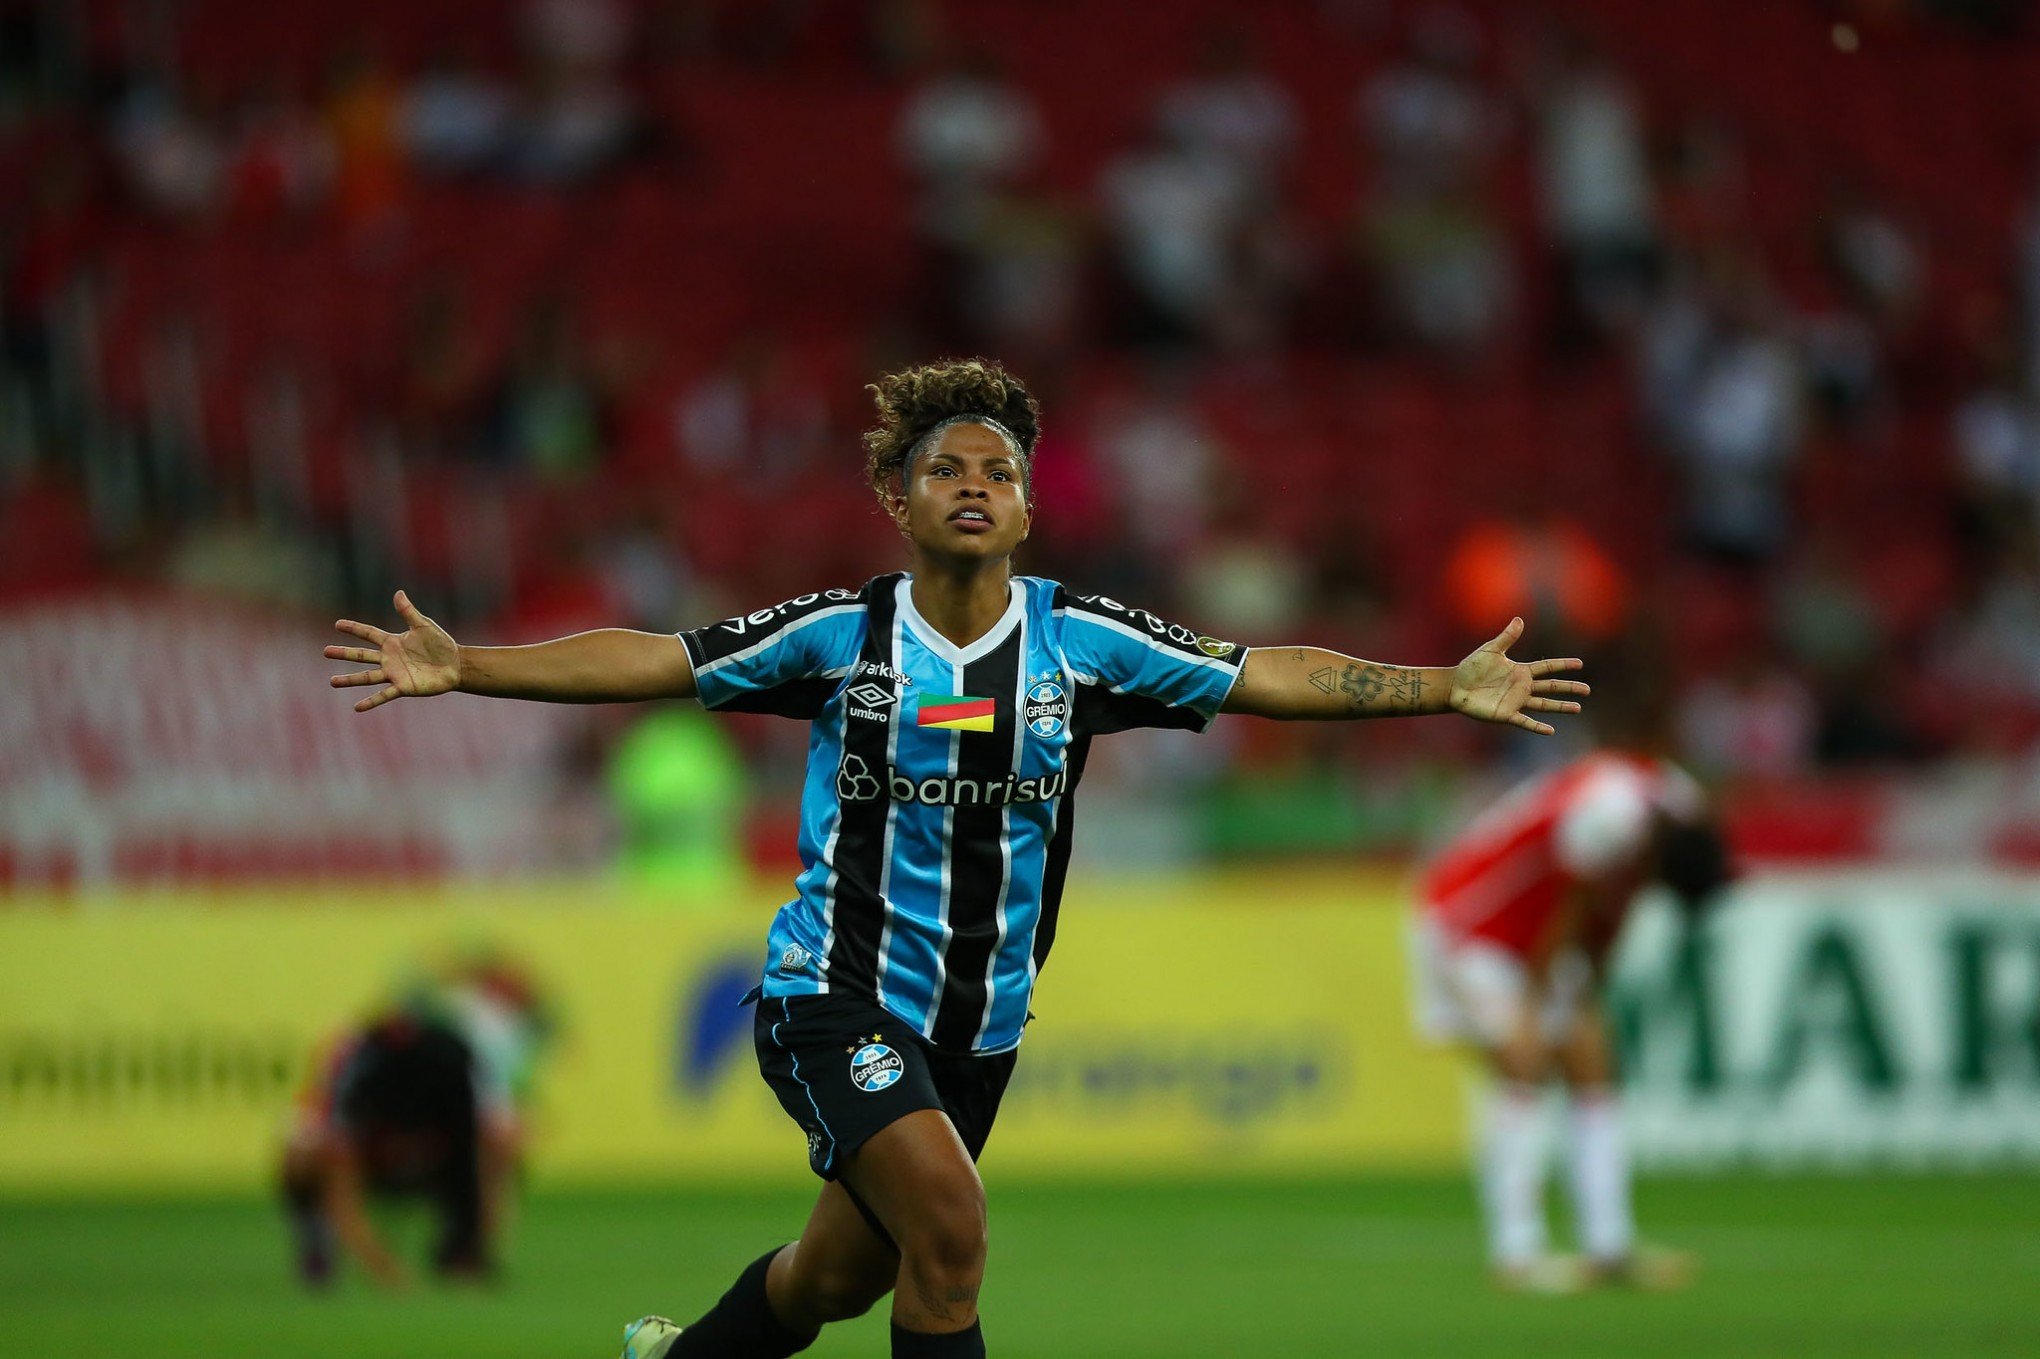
[679,587,868,719]
[1057,591,1247,734]
[1553,765,1655,879]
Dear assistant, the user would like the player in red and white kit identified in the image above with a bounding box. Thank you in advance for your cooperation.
[1412,750,1730,1291]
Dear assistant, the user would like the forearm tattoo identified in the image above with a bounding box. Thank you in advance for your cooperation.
[1387,667,1425,711]
[1332,662,1424,714]
[1338,664,1385,705]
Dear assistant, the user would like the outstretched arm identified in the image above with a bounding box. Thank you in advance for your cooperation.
[325,591,697,711]
[1221,617,1588,735]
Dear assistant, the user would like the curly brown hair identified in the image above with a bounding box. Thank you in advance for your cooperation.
[862,357,1041,507]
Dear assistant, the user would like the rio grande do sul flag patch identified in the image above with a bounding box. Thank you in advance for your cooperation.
[916,695,997,731]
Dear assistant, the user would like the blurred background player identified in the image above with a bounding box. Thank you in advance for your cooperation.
[279,956,547,1289]
[1411,720,1732,1291]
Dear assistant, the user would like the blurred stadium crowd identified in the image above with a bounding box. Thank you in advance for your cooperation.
[7,0,2040,876]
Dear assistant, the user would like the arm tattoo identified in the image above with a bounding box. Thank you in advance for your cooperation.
[1308,666,1337,695]
[1338,663,1425,713]
[1388,667,1425,711]
[1337,663,1385,706]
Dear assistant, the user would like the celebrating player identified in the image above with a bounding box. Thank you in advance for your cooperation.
[1411,744,1731,1291]
[323,357,1588,1358]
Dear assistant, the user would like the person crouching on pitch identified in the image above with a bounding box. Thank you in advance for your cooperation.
[279,1004,510,1288]
[1411,746,1732,1291]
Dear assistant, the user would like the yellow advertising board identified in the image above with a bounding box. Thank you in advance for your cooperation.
[0,870,1466,1192]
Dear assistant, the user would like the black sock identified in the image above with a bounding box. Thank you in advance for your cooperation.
[672,1247,818,1358]
[891,1320,985,1358]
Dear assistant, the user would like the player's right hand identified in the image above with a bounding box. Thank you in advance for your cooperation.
[325,590,461,712]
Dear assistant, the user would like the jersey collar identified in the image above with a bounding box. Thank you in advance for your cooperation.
[894,575,1025,666]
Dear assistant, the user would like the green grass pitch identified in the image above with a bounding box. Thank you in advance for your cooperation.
[5,1174,2036,1357]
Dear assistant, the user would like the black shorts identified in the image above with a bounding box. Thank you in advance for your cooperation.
[754,991,1017,1182]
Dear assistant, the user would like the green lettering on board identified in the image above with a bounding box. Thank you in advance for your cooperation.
[1766,924,1898,1093]
[1949,924,2040,1092]
[1609,922,1721,1092]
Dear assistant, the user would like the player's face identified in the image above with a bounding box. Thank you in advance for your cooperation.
[892,423,1032,563]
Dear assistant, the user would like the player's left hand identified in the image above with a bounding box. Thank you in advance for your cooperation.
[1449,617,1588,736]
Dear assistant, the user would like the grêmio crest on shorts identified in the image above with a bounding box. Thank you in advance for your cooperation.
[678,574,1246,1054]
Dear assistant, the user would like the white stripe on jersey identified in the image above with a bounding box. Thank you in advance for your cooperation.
[970,631,1027,1050]
[874,608,907,1008]
[815,696,848,996]
[1024,794,1062,999]
[922,649,964,1041]
[1058,605,1242,677]
[691,604,864,681]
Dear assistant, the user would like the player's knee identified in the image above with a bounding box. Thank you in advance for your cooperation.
[801,1260,892,1322]
[1564,1072,1619,1103]
[897,1173,987,1283]
[1490,1033,1548,1084]
[1560,1035,1616,1088]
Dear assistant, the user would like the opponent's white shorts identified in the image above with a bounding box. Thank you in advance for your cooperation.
[1409,916,1591,1048]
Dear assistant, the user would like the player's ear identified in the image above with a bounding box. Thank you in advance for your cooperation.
[1017,502,1032,545]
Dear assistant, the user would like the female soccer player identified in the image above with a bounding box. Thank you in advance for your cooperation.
[325,358,1588,1358]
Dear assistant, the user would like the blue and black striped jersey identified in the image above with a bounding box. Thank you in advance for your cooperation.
[678,573,1246,1054]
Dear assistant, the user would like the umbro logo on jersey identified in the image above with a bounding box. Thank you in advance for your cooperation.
[846,682,896,721]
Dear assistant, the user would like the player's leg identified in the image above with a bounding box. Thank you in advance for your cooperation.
[642,1117,983,1359]
[429,1123,489,1278]
[766,1180,902,1329]
[646,1241,818,1359]
[630,995,990,1358]
[1475,1001,1558,1282]
[422,1031,489,1279]
[651,1194,892,1359]
[836,1107,988,1353]
[1555,1005,1693,1289]
[278,1131,336,1286]
[1553,999,1630,1266]
[651,1163,898,1357]
[1440,938,1562,1283]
